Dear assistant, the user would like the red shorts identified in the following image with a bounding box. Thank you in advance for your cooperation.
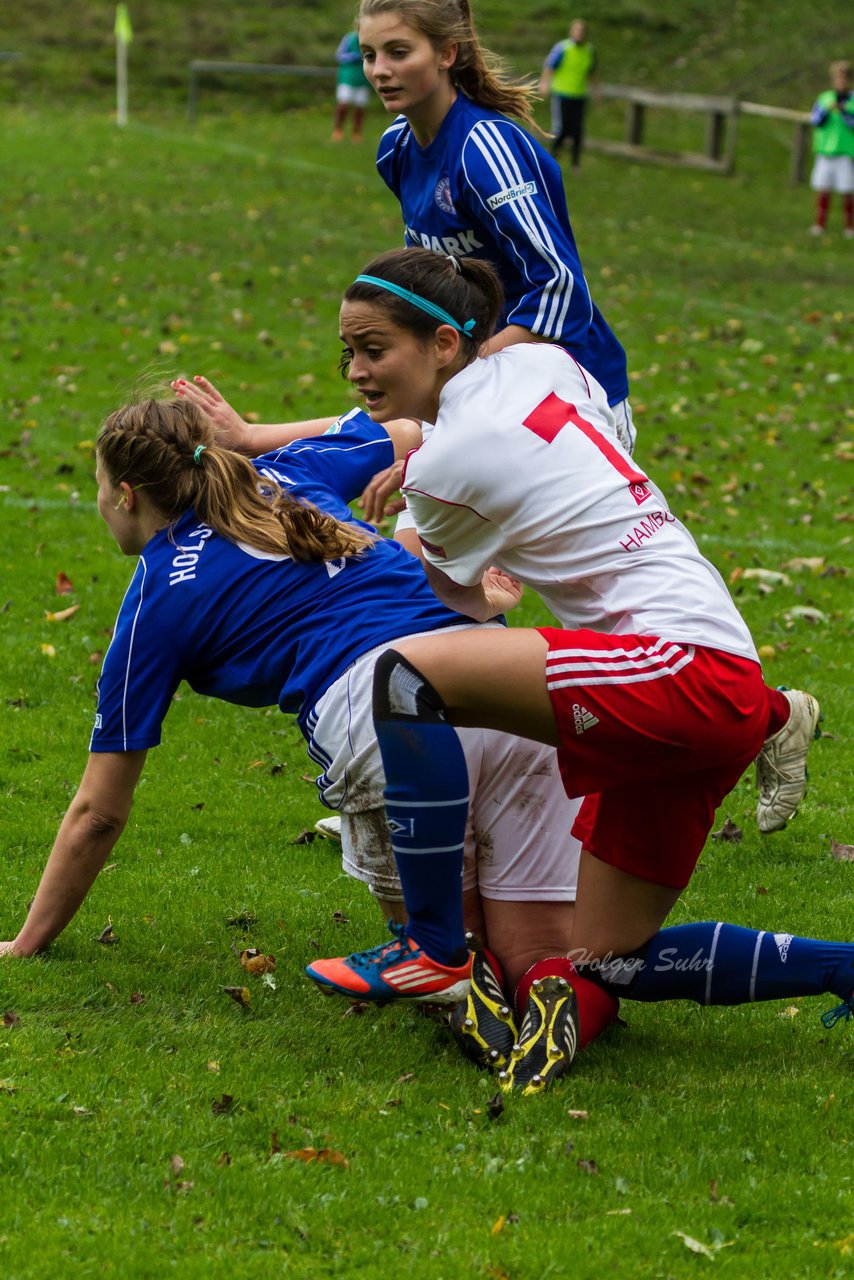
[538,628,776,889]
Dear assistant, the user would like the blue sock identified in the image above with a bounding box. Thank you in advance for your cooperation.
[373,652,470,967]
[588,922,854,1006]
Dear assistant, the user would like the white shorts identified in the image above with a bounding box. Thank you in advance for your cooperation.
[810,154,854,193]
[305,629,581,902]
[336,83,370,107]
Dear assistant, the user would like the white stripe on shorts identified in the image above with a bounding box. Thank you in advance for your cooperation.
[545,638,694,691]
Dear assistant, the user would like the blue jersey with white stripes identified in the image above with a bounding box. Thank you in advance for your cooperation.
[376,93,629,405]
[90,412,466,753]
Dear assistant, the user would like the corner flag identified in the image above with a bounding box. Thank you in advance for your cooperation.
[115,5,133,45]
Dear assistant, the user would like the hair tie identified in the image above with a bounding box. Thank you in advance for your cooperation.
[448,254,462,273]
[354,274,476,340]
[193,444,207,466]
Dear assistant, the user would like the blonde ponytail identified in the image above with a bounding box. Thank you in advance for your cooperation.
[97,399,375,562]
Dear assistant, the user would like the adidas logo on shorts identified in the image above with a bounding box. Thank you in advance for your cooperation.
[572,703,599,735]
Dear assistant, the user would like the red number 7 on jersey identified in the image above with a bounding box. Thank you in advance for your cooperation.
[523,392,652,505]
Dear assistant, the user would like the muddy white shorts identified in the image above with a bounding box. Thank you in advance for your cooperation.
[305,628,581,902]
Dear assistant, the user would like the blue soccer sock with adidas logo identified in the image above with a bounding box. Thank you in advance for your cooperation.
[581,921,854,1006]
[372,648,470,967]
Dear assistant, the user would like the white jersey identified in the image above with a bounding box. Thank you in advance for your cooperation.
[401,345,757,662]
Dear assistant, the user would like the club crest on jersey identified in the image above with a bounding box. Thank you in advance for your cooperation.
[434,175,456,214]
[486,180,537,211]
[572,703,599,735]
[629,481,652,506]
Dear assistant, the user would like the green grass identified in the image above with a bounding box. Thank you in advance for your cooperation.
[1,90,853,1279]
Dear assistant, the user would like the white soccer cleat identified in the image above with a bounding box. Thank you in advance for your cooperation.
[756,689,821,834]
[314,814,342,843]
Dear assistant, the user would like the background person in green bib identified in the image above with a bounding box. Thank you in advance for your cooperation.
[539,18,599,170]
[808,60,854,238]
[332,30,371,143]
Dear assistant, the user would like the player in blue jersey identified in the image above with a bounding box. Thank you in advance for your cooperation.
[355,0,635,501]
[0,391,610,1067]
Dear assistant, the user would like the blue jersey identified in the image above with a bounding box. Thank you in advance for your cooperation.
[376,93,628,406]
[90,412,466,753]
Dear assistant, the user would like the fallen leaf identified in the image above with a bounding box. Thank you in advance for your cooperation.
[44,605,80,622]
[284,1146,349,1169]
[567,1109,588,1119]
[490,1215,506,1236]
[786,606,828,625]
[211,1094,235,1115]
[95,919,118,945]
[742,567,791,587]
[674,1232,716,1259]
[711,817,743,843]
[486,1092,505,1120]
[2,1011,20,1028]
[341,1001,369,1017]
[40,643,56,658]
[779,1006,800,1018]
[831,840,854,862]
[170,1154,185,1177]
[292,829,317,844]
[577,1159,600,1175]
[222,986,251,1008]
[398,1071,416,1083]
[783,556,825,574]
[55,571,74,595]
[239,949,276,975]
[215,1151,231,1167]
[332,910,350,925]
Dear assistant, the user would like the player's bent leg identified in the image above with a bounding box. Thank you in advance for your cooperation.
[393,628,559,746]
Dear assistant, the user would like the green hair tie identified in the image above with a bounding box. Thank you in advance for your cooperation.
[193,444,207,466]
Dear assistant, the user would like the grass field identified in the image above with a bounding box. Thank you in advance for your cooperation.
[0,76,853,1280]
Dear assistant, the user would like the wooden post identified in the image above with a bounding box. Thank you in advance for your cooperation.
[705,110,726,161]
[791,121,810,185]
[625,100,645,146]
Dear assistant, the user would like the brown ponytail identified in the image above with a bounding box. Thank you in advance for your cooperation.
[357,0,540,129]
[97,399,375,561]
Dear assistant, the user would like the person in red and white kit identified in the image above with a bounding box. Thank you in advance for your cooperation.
[306,248,849,1096]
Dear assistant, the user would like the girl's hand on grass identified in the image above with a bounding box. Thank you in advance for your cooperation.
[171,375,253,452]
[359,460,406,524]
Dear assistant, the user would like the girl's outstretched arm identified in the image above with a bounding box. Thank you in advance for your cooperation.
[172,376,338,454]
[0,750,147,957]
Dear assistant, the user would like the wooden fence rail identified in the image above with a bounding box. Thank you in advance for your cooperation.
[185,62,813,183]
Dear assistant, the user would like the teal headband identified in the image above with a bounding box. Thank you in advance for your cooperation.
[354,274,476,337]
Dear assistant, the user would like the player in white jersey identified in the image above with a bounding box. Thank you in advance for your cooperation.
[306,248,849,1095]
